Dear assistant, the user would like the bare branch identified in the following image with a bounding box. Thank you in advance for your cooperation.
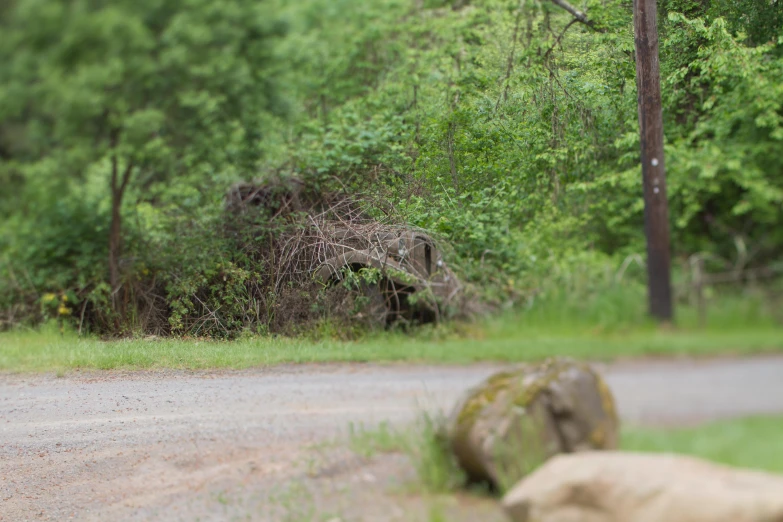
[119,160,135,195]
[109,129,119,196]
[544,18,578,59]
[547,0,603,31]
[495,1,525,113]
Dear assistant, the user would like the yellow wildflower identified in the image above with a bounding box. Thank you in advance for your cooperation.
[42,293,57,304]
[57,304,72,316]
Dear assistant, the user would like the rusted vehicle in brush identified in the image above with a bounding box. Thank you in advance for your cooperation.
[225,178,464,326]
[311,225,462,325]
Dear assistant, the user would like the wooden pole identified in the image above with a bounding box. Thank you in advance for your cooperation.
[633,0,673,322]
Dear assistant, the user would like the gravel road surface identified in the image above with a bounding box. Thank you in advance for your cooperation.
[3,355,783,521]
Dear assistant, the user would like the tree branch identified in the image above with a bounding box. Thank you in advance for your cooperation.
[119,159,135,195]
[110,128,119,196]
[544,18,578,59]
[548,0,590,25]
[542,60,575,101]
[111,154,118,196]
[495,1,525,113]
[547,0,604,31]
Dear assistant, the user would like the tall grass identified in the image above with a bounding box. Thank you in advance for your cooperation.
[516,253,781,333]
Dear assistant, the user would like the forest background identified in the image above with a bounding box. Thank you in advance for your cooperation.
[1,0,782,339]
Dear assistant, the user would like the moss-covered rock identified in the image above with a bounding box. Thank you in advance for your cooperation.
[444,357,619,492]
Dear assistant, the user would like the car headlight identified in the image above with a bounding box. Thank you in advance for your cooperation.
[398,238,407,257]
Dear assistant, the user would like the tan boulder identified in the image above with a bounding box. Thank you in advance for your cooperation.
[444,357,619,492]
[502,451,783,522]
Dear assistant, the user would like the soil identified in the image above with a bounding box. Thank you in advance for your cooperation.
[3,355,783,521]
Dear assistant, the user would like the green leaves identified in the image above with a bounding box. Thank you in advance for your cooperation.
[660,11,783,258]
[272,0,783,285]
[2,0,782,334]
[0,0,287,331]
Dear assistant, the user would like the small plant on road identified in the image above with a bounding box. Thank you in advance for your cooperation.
[347,412,466,493]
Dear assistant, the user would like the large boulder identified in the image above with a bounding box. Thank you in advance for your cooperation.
[444,357,619,492]
[502,451,783,522]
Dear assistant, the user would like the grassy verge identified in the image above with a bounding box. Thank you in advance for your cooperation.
[1,293,781,372]
[348,414,783,496]
[622,415,783,473]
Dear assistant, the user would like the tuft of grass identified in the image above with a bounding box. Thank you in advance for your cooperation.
[346,413,466,494]
[426,502,448,522]
[348,420,407,458]
[266,481,316,522]
[405,412,467,493]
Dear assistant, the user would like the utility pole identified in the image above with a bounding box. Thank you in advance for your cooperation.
[633,0,673,322]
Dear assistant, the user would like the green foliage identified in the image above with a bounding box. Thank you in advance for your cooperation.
[0,0,286,171]
[340,267,383,289]
[2,0,782,335]
[0,0,286,332]
[660,11,783,261]
[271,0,783,302]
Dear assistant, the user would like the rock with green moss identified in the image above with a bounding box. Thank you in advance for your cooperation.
[444,357,619,492]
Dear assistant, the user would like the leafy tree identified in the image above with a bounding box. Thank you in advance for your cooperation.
[0,0,286,312]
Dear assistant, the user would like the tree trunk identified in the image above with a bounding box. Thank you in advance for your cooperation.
[108,150,134,315]
[109,190,122,296]
[633,0,673,322]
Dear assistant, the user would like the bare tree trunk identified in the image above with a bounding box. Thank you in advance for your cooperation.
[634,0,673,322]
[447,58,462,202]
[447,122,460,198]
[109,154,121,299]
[108,149,134,315]
[109,190,122,295]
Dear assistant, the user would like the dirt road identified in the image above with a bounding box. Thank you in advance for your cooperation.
[3,355,783,521]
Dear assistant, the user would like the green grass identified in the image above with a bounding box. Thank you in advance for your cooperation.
[347,414,783,497]
[622,415,783,473]
[1,292,781,372]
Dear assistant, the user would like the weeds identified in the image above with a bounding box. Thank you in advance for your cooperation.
[266,481,316,522]
[349,421,407,458]
[426,502,448,522]
[346,412,466,494]
[405,412,466,494]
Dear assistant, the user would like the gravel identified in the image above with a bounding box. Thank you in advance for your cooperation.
[3,355,783,521]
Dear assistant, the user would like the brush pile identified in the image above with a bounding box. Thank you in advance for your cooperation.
[223,175,470,332]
